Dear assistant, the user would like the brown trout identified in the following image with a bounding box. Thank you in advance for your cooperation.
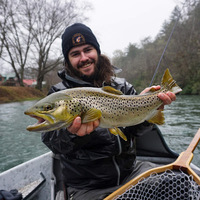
[24,69,182,141]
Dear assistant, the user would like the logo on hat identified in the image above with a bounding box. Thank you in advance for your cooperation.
[72,33,85,46]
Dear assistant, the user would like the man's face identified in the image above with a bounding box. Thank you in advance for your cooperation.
[68,44,98,77]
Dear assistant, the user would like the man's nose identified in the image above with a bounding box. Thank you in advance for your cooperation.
[80,52,88,62]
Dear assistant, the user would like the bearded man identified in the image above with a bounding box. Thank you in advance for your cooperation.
[42,23,176,200]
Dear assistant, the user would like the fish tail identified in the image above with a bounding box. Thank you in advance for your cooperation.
[161,68,182,94]
[147,69,181,125]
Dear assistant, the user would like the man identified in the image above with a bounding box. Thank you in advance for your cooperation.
[42,23,176,200]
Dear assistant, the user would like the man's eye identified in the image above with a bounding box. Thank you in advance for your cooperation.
[72,53,79,57]
[85,48,92,52]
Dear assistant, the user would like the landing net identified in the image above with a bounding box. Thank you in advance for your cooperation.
[113,169,200,200]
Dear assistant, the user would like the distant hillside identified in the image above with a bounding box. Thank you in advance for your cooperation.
[0,86,47,103]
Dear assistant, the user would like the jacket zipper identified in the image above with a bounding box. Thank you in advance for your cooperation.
[112,134,122,185]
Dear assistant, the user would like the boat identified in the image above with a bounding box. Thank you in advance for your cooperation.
[0,125,200,200]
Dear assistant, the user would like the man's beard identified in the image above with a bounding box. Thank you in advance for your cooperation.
[67,59,99,83]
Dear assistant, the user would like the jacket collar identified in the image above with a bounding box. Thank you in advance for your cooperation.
[58,69,93,86]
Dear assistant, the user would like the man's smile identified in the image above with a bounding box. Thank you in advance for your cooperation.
[78,61,94,69]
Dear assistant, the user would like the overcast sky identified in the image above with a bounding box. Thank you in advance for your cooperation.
[85,0,178,57]
[1,0,179,73]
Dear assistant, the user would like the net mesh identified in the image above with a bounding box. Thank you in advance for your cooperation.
[113,170,200,200]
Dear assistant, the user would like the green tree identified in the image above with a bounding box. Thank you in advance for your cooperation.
[112,0,200,94]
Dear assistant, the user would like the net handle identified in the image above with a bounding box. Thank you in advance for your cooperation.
[172,128,200,185]
[173,128,200,169]
[187,128,200,153]
[104,128,200,200]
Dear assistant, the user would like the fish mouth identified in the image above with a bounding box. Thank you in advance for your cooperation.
[24,110,55,132]
[24,111,69,132]
[25,114,51,131]
[32,115,46,124]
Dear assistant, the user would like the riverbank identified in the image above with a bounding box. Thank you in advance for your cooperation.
[0,86,47,104]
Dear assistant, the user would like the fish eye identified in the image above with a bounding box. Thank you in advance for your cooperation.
[43,104,55,111]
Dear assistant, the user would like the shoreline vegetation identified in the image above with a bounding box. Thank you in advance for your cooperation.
[0,86,47,104]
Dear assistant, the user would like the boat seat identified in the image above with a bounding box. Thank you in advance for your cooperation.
[136,124,178,164]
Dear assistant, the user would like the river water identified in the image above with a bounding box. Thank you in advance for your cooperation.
[0,95,200,173]
[0,100,49,172]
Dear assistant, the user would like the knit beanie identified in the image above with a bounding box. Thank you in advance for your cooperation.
[62,23,101,62]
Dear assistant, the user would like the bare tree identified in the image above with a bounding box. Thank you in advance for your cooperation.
[29,0,91,90]
[0,0,91,89]
[0,0,33,86]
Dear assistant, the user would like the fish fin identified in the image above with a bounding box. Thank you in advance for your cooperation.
[109,128,127,141]
[147,110,165,125]
[102,86,123,95]
[149,87,157,92]
[81,108,102,123]
[142,87,157,95]
[65,115,77,127]
[161,68,182,94]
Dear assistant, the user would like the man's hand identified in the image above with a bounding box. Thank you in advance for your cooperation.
[140,85,176,109]
[67,116,100,136]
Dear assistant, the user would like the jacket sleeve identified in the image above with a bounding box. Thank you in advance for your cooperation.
[41,129,76,154]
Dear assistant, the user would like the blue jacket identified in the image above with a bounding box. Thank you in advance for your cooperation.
[41,69,152,189]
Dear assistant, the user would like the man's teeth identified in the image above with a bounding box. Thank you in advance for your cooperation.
[83,63,91,68]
